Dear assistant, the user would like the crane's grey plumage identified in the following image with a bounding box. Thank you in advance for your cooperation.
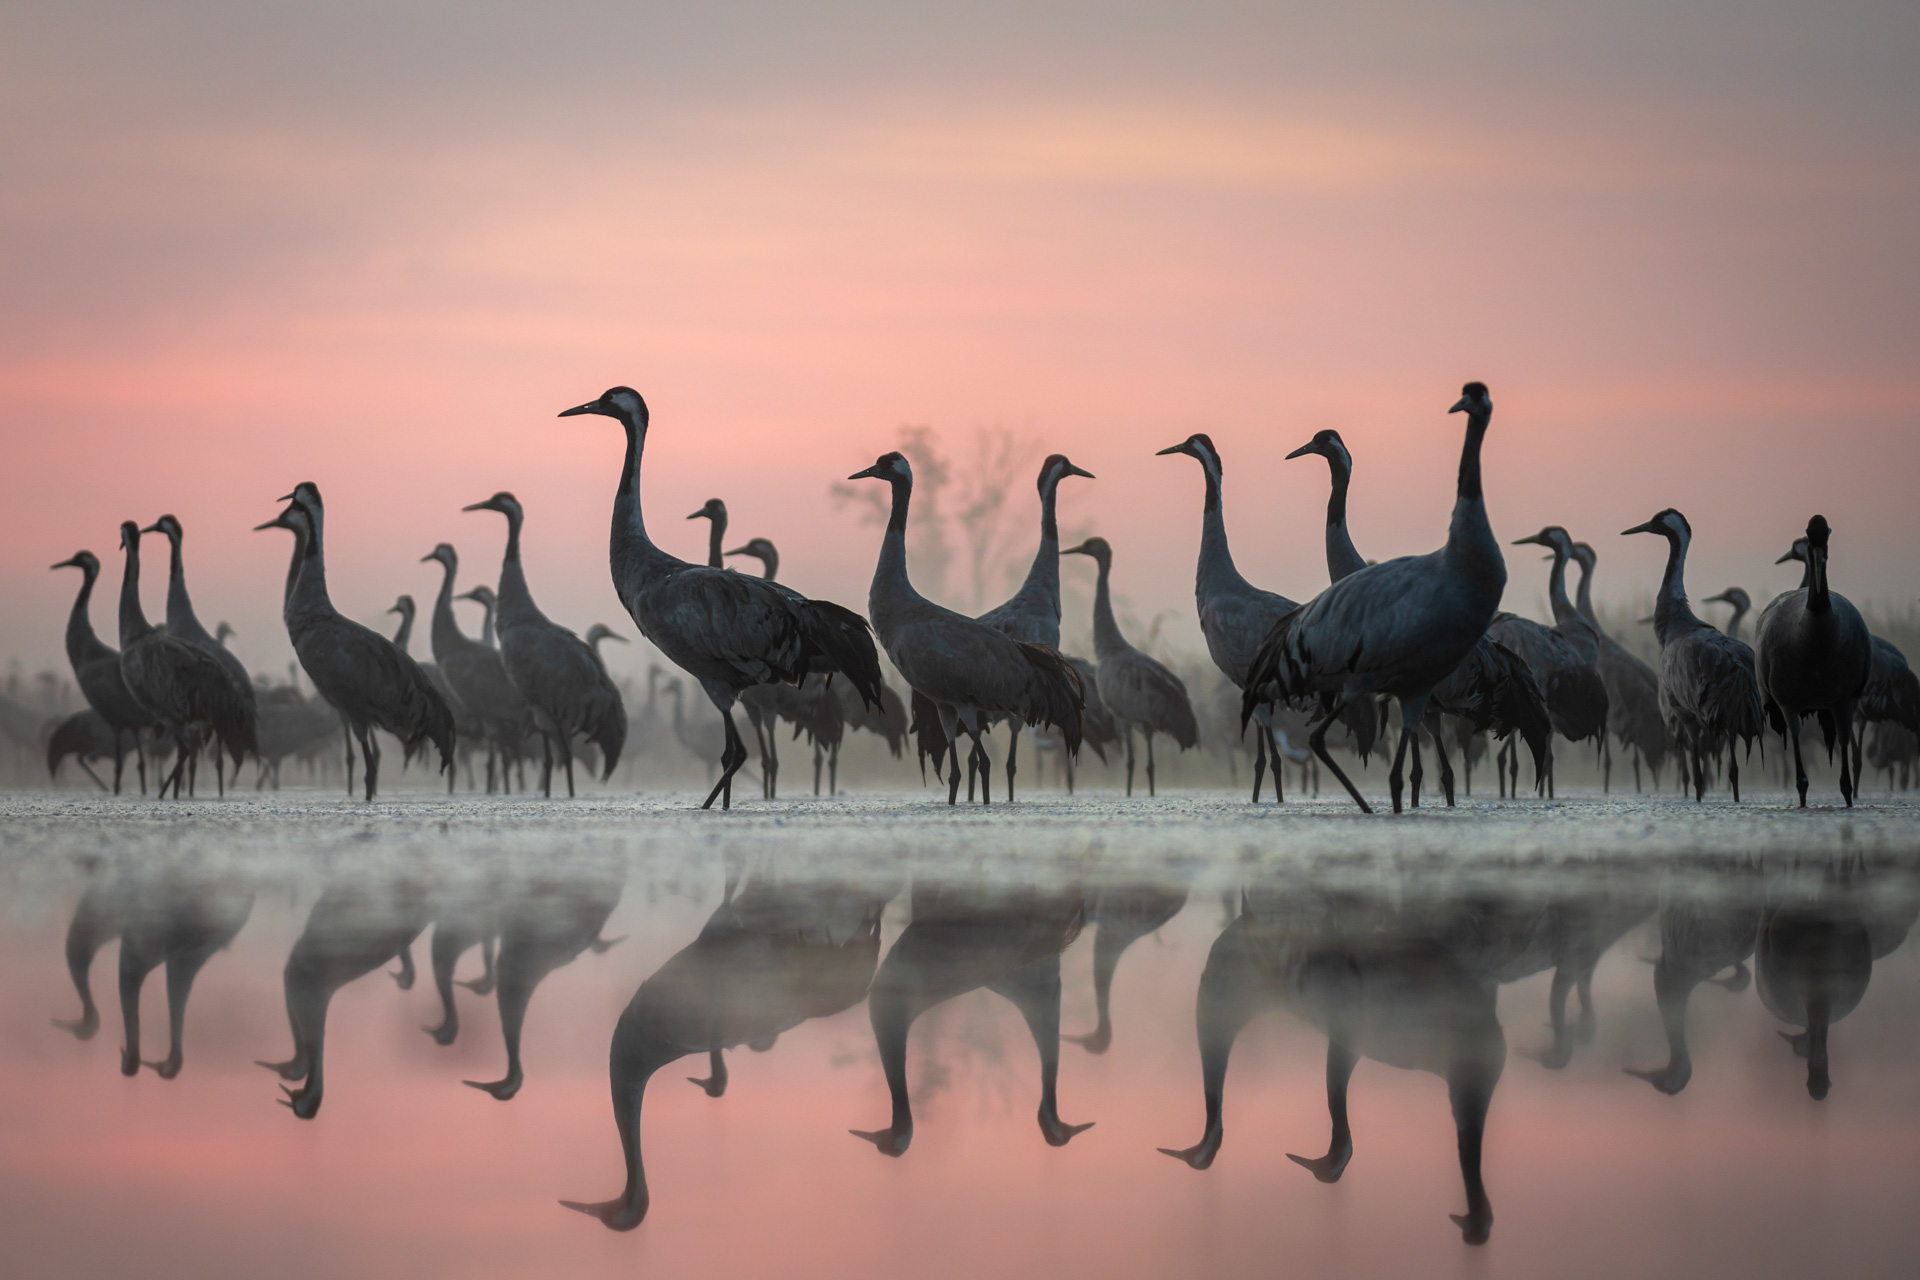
[45,709,120,790]
[1621,508,1764,802]
[1486,526,1610,797]
[461,583,500,648]
[114,522,256,799]
[389,593,478,791]
[1776,537,1918,756]
[849,450,1083,804]
[1703,587,1752,645]
[464,492,626,797]
[973,453,1095,800]
[695,508,785,798]
[1159,433,1304,803]
[1063,536,1197,796]
[1288,424,1542,805]
[687,498,728,569]
[1756,515,1873,807]
[256,486,453,800]
[1569,542,1670,792]
[723,537,779,580]
[141,514,258,795]
[1243,383,1507,814]
[559,386,884,810]
[51,550,154,793]
[424,545,531,794]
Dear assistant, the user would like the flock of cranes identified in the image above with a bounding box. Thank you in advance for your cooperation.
[40,379,1919,812]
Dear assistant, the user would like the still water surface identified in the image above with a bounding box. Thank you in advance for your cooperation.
[2,793,1917,1278]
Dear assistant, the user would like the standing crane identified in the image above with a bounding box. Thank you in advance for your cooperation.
[559,386,884,809]
[1488,527,1610,796]
[1621,509,1764,801]
[51,550,154,792]
[1569,542,1670,791]
[114,522,255,799]
[422,544,531,793]
[1061,537,1197,795]
[140,514,258,795]
[464,492,626,797]
[973,454,1096,800]
[1242,383,1507,814]
[255,485,453,799]
[1703,588,1752,644]
[1755,515,1873,806]
[846,451,1082,804]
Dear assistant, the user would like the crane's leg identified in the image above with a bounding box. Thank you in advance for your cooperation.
[939,707,964,806]
[830,741,841,796]
[1124,726,1136,797]
[1005,716,1023,802]
[1146,732,1158,797]
[1409,730,1423,809]
[1387,724,1414,814]
[700,709,750,811]
[339,711,355,798]
[112,732,127,794]
[1837,709,1856,807]
[1251,721,1268,804]
[1286,1038,1359,1182]
[1310,696,1372,814]
[135,734,148,794]
[1729,743,1742,803]
[1265,724,1285,804]
[360,725,381,802]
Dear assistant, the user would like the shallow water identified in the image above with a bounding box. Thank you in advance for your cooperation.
[2,791,1917,1279]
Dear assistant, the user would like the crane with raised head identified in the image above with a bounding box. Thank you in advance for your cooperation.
[140,514,258,795]
[1487,526,1609,797]
[1621,509,1764,801]
[51,550,153,792]
[559,386,884,809]
[1569,542,1670,791]
[464,492,626,797]
[422,544,531,793]
[1703,588,1752,645]
[255,485,452,799]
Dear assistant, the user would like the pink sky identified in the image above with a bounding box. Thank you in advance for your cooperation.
[5,5,1918,679]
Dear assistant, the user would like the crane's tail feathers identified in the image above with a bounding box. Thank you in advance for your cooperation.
[1014,643,1084,754]
[1239,608,1306,730]
[800,600,885,710]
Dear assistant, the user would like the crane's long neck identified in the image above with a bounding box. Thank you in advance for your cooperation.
[1443,410,1505,600]
[391,604,414,654]
[705,513,725,569]
[757,553,777,581]
[1725,598,1748,641]
[1194,455,1253,602]
[430,560,470,653]
[64,563,106,665]
[1007,474,1065,618]
[1322,454,1366,583]
[117,538,153,647]
[479,600,496,648]
[1572,554,1599,626]
[610,418,677,594]
[1546,542,1599,657]
[161,529,195,631]
[1651,529,1699,645]
[1796,556,1811,592]
[494,508,546,627]
[1089,555,1127,657]
[870,475,922,624]
[1807,545,1832,615]
[288,507,335,617]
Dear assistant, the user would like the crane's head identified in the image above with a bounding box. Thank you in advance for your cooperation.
[1155,433,1218,467]
[457,585,497,608]
[1775,536,1808,565]
[1804,514,1832,553]
[1062,536,1113,567]
[253,501,309,537]
[1284,429,1352,472]
[388,595,414,618]
[1512,525,1573,557]
[139,513,184,542]
[1449,382,1492,415]
[1621,508,1690,542]
[50,550,100,574]
[421,542,457,569]
[276,482,323,514]
[118,520,142,552]
[1569,541,1597,571]
[1702,587,1750,611]
[559,386,649,431]
[687,497,727,524]
[215,622,236,644]
[724,537,780,576]
[1040,454,1096,493]
[585,624,627,648]
[462,492,523,522]
[848,452,912,483]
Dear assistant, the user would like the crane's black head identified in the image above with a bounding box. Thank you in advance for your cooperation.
[215,622,235,643]
[687,497,727,523]
[253,502,307,535]
[118,520,142,551]
[1703,587,1750,610]
[585,624,627,646]
[848,452,911,483]
[1062,536,1112,565]
[724,537,780,574]
[1284,428,1351,468]
[1040,454,1096,492]
[139,514,183,540]
[388,595,414,617]
[421,542,457,568]
[1512,525,1572,554]
[1776,536,1809,566]
[1570,541,1596,568]
[1805,514,1832,552]
[457,584,496,607]
[462,491,522,520]
[50,550,99,574]
[1449,382,1491,415]
[559,386,649,430]
[1621,508,1689,541]
[1155,433,1218,467]
[276,482,323,513]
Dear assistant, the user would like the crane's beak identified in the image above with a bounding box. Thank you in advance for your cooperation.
[1621,519,1660,537]
[847,464,882,480]
[420,551,437,563]
[49,555,82,570]
[254,510,293,532]
[1283,441,1320,460]
[1774,549,1798,564]
[723,545,751,557]
[461,500,495,514]
[603,631,629,644]
[1702,591,1731,604]
[1511,532,1548,547]
[1449,395,1472,413]
[455,588,481,601]
[1061,540,1095,557]
[387,604,402,615]
[1154,442,1192,458]
[1637,615,1656,626]
[138,520,163,535]
[685,509,706,521]
[558,399,603,418]
[1065,463,1096,480]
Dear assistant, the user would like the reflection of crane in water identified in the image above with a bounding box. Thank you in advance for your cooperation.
[1159,883,1505,1244]
[1756,863,1877,1099]
[1624,862,1762,1094]
[1066,883,1188,1054]
[851,883,1093,1157]
[564,876,893,1230]
[115,872,254,1078]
